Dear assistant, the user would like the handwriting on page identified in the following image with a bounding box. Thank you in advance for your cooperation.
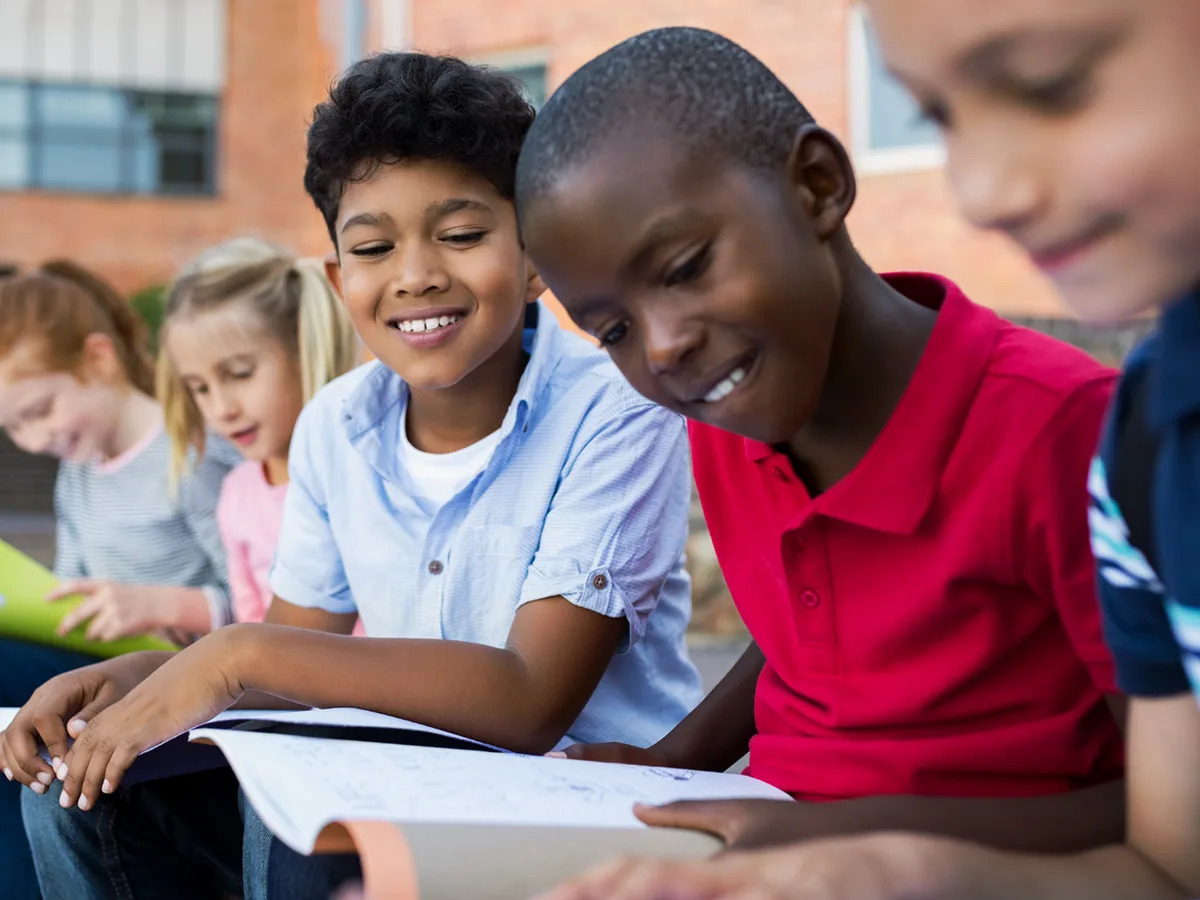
[191,729,790,854]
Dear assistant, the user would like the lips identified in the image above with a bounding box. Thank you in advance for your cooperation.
[687,351,759,406]
[1025,218,1122,273]
[229,426,259,447]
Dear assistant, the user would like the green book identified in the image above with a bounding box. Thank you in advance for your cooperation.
[0,539,177,658]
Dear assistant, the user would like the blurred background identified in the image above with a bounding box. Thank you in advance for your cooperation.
[0,0,1150,642]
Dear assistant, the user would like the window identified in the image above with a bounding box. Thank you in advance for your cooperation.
[474,49,549,109]
[0,82,218,196]
[848,6,944,174]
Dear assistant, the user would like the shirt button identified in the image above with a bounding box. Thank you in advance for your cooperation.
[591,574,609,590]
[799,589,821,608]
[428,560,444,575]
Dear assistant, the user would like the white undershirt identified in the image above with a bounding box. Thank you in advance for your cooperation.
[397,409,504,516]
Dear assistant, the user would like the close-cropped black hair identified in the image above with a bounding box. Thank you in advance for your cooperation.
[305,52,537,247]
[516,27,814,224]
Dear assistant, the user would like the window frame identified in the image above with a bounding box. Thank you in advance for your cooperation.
[847,4,945,176]
[472,47,550,109]
[0,79,220,198]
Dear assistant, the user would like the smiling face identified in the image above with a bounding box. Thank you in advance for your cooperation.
[163,307,305,463]
[333,159,540,391]
[0,337,127,462]
[521,128,849,445]
[866,0,1200,320]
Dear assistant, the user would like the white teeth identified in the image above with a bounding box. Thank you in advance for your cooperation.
[703,366,748,404]
[394,314,463,334]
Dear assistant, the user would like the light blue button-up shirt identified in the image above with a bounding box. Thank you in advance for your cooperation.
[271,302,703,746]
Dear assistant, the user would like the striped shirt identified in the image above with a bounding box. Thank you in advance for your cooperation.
[54,426,239,630]
[271,300,704,747]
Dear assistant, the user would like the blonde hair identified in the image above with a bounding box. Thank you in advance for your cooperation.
[158,237,358,485]
[0,261,155,393]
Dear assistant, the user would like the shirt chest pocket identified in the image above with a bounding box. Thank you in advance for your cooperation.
[440,524,544,641]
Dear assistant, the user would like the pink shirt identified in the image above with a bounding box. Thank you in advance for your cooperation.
[216,460,364,633]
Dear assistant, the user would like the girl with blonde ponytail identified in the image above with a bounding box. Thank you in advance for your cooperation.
[157,237,359,625]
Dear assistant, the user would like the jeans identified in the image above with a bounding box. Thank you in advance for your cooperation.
[243,802,362,900]
[22,764,361,900]
[21,768,244,900]
[0,637,100,900]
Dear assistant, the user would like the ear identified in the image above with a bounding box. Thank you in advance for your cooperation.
[524,263,547,306]
[785,124,857,241]
[79,333,123,384]
[324,252,344,300]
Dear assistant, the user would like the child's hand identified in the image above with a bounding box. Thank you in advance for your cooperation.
[549,742,674,767]
[531,832,960,900]
[634,799,816,851]
[0,654,162,794]
[48,579,168,642]
[56,628,249,812]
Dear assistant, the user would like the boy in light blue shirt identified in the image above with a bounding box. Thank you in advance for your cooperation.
[12,52,702,900]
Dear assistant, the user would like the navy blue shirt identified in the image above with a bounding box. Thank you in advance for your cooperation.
[1090,292,1200,698]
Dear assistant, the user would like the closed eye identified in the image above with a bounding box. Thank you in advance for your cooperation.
[441,230,489,246]
[664,243,712,288]
[598,320,630,348]
[349,243,391,258]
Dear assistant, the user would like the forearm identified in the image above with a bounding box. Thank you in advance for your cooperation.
[654,641,762,771]
[884,838,1187,900]
[228,624,571,753]
[804,780,1124,854]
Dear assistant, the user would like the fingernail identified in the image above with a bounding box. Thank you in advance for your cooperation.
[3,768,11,781]
[51,757,61,769]
[36,772,52,786]
[55,763,68,781]
[31,782,45,794]
[68,720,87,734]
[59,791,71,808]
[78,794,90,811]
[102,779,113,794]
[545,751,567,759]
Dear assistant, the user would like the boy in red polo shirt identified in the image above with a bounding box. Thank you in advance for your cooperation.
[515,26,1125,859]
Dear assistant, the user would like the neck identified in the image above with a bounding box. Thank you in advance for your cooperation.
[263,456,290,486]
[406,317,529,454]
[103,388,162,460]
[787,237,937,492]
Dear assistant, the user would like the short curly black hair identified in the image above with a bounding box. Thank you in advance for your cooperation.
[516,28,813,225]
[305,52,537,248]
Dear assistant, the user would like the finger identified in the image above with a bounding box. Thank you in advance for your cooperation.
[69,693,119,739]
[532,857,647,900]
[59,724,110,809]
[635,801,742,841]
[46,579,98,602]
[84,606,122,643]
[0,729,52,793]
[30,711,73,775]
[56,595,105,637]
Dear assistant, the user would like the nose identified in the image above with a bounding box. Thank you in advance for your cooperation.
[946,125,1046,236]
[209,384,241,422]
[392,241,451,298]
[642,305,705,378]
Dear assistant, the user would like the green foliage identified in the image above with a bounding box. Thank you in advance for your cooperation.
[128,284,167,355]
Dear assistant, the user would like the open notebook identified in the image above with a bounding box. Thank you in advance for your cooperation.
[1,706,791,898]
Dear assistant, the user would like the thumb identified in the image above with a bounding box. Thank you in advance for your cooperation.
[46,579,98,602]
[634,800,743,842]
[67,697,114,739]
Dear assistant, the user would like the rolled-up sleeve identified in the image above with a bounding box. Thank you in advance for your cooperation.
[519,400,690,650]
[268,403,356,614]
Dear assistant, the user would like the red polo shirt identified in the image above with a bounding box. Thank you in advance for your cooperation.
[690,273,1123,801]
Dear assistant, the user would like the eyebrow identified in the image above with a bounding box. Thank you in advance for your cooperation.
[339,199,493,235]
[340,211,387,234]
[624,210,700,277]
[955,27,1118,79]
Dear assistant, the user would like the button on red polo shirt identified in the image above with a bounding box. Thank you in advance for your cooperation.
[691,273,1123,801]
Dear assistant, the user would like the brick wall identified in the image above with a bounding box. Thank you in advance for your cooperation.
[0,0,339,293]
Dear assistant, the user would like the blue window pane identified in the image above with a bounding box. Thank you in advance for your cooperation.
[0,84,28,131]
[38,85,125,129]
[38,140,123,192]
[864,22,940,151]
[0,138,29,187]
[505,65,547,109]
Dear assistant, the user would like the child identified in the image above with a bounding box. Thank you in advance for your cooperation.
[0,262,237,900]
[507,23,1131,895]
[10,53,703,900]
[157,237,361,627]
[537,7,1200,899]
